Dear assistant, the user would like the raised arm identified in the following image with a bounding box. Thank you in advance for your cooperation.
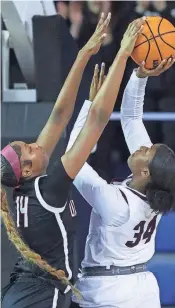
[62,18,145,179]
[66,84,129,226]
[121,58,175,154]
[120,69,151,154]
[36,12,111,158]
[66,63,106,153]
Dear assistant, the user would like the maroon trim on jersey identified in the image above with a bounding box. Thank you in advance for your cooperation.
[1,145,21,183]
[126,186,147,202]
[111,174,133,185]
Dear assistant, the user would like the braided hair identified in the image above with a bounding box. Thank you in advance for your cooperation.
[1,144,80,298]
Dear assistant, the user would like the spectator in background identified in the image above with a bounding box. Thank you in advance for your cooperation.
[85,0,175,177]
[159,63,175,151]
[84,2,136,180]
[55,1,70,26]
[68,1,133,69]
[134,0,175,24]
[67,1,136,180]
[69,1,84,41]
[56,1,133,78]
[131,0,175,149]
[55,0,175,177]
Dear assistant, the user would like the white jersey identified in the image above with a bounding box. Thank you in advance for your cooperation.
[82,177,161,267]
[67,70,162,268]
[67,70,162,308]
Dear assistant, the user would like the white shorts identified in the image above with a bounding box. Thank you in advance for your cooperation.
[72,271,161,308]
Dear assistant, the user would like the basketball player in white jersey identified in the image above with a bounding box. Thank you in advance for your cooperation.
[67,57,175,308]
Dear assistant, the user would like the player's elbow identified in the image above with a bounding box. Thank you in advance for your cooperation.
[89,104,109,127]
[51,102,73,124]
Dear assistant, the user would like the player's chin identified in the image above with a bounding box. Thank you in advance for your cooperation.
[127,154,132,169]
[127,152,136,170]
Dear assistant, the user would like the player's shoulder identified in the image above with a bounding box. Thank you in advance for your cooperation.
[111,174,147,203]
[13,175,47,199]
[123,186,147,203]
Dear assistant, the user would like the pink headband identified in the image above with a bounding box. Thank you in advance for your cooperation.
[1,145,21,183]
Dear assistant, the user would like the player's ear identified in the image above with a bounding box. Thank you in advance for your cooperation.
[21,160,32,178]
[141,167,150,179]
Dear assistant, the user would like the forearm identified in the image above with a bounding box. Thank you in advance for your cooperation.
[121,69,148,120]
[91,50,128,123]
[37,12,112,158]
[36,49,91,157]
[120,70,152,154]
[62,50,128,178]
[66,100,92,152]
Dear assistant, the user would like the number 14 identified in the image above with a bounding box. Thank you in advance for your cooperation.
[16,196,29,228]
[125,215,157,248]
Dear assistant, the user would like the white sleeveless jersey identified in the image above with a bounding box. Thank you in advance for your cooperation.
[81,178,161,268]
[67,73,162,269]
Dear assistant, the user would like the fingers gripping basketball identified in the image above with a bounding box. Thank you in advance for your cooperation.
[131,16,175,69]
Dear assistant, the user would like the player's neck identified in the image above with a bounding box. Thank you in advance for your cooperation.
[128,177,146,194]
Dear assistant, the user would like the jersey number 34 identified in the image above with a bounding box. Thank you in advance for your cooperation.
[125,215,157,248]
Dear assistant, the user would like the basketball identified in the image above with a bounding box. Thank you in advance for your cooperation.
[131,16,175,69]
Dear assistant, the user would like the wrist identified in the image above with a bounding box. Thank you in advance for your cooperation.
[117,48,129,60]
[136,68,148,78]
[78,47,91,60]
[132,70,148,87]
[89,95,95,102]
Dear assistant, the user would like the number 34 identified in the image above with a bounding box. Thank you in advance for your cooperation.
[125,215,157,248]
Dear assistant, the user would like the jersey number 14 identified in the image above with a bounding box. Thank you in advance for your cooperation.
[16,196,29,228]
[125,215,157,248]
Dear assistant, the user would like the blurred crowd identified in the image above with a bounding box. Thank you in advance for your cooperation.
[3,1,175,181]
[55,0,175,180]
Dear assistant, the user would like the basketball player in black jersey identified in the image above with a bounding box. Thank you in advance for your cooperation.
[1,16,145,308]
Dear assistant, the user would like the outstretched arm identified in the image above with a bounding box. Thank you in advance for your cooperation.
[36,12,111,158]
[120,69,151,154]
[62,18,145,179]
[65,65,129,226]
[66,63,106,153]
[121,58,175,154]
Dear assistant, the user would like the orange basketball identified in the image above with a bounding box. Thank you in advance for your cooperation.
[131,16,175,69]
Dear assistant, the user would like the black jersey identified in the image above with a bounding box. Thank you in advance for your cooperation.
[11,160,78,293]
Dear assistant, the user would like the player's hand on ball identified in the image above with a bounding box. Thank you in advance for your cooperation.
[120,17,146,58]
[136,57,175,78]
[89,63,106,101]
[83,12,111,56]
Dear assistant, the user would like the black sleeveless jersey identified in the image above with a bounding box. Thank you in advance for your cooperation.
[11,161,78,293]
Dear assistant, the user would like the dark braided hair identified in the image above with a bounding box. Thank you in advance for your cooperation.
[146,144,175,214]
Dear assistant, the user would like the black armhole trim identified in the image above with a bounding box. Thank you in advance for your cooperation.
[118,189,129,205]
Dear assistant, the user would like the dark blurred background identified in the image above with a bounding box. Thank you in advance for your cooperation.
[2,0,175,181]
[55,0,175,181]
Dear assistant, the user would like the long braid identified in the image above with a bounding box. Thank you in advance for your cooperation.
[1,187,81,299]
